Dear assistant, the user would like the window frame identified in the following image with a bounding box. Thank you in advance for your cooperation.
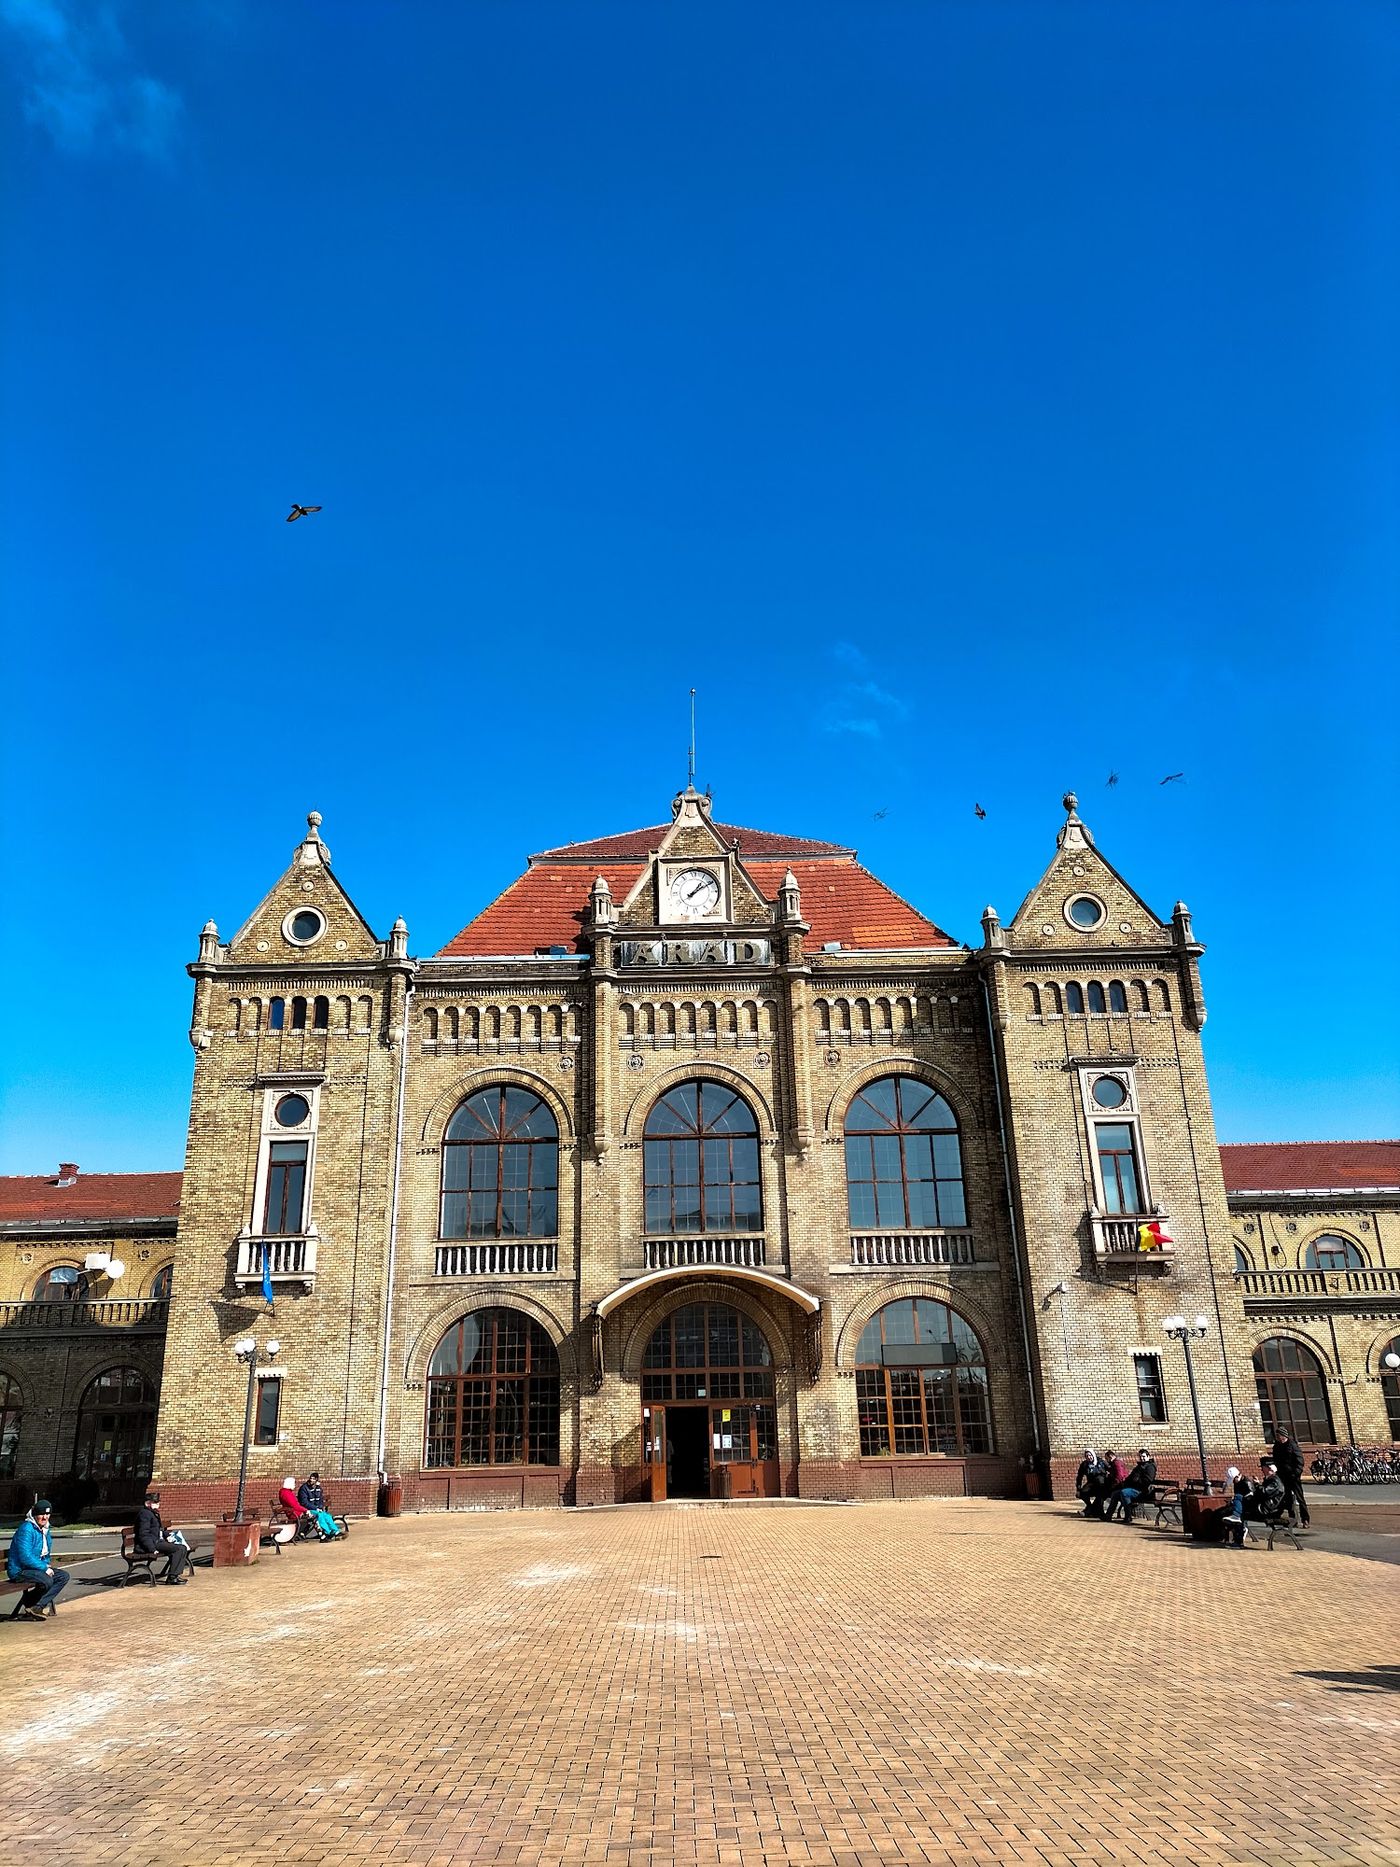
[1252,1336,1335,1445]
[642,1080,763,1236]
[0,1371,22,1480]
[1304,1234,1366,1272]
[1078,1068,1151,1218]
[32,1263,90,1303]
[249,1081,321,1237]
[1133,1352,1168,1423]
[423,1309,561,1469]
[253,1374,282,1446]
[853,1298,994,1460]
[440,1086,560,1241]
[842,1076,967,1232]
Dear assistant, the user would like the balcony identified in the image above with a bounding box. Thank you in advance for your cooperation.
[434,1242,560,1276]
[640,1236,767,1271]
[848,1230,974,1268]
[0,1298,169,1333]
[1091,1213,1174,1269]
[234,1234,318,1287]
[1239,1266,1400,1309]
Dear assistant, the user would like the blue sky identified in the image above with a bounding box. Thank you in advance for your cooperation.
[1,0,1397,1172]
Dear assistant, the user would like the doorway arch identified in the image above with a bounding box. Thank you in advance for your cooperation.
[639,1299,778,1500]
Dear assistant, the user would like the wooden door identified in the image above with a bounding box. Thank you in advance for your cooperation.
[715,1406,763,1498]
[646,1405,667,1502]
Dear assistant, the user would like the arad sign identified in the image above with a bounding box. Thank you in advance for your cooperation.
[618,938,772,968]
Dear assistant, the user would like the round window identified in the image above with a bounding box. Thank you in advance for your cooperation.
[1092,1077,1128,1110]
[1066,895,1105,930]
[274,1093,311,1128]
[284,908,325,945]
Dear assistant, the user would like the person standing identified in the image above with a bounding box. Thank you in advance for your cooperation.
[133,1491,191,1584]
[6,1500,69,1621]
[1269,1428,1310,1526]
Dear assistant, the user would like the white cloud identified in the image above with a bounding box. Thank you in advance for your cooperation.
[1,0,183,159]
[819,666,911,741]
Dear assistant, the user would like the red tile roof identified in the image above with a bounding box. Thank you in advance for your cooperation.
[530,822,852,862]
[438,844,956,957]
[1219,1141,1400,1194]
[0,1171,182,1225]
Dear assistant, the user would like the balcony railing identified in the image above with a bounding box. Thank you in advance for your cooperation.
[641,1236,767,1271]
[1091,1214,1174,1265]
[1240,1266,1400,1304]
[435,1241,559,1276]
[849,1230,974,1267]
[0,1299,169,1331]
[234,1235,318,1285]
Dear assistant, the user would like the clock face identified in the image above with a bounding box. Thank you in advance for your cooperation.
[668,867,722,921]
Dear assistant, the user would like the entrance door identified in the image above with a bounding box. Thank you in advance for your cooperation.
[646,1405,667,1501]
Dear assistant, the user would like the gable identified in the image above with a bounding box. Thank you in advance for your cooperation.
[223,817,383,965]
[1007,799,1166,954]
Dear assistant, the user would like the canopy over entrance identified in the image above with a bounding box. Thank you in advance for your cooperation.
[594,1264,821,1322]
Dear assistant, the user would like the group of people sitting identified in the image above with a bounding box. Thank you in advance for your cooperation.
[6,1489,191,1623]
[1219,1460,1289,1547]
[277,1473,346,1541]
[1074,1448,1160,1523]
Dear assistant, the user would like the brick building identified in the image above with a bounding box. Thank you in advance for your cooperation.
[61,787,1394,1518]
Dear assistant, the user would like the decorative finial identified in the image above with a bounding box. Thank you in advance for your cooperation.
[307,811,323,835]
[295,810,331,867]
[1056,790,1094,851]
[1063,792,1078,815]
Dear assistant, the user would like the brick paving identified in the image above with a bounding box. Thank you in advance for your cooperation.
[1,1500,1397,1866]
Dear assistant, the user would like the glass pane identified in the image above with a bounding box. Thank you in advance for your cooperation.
[529,1189,558,1236]
[854,1316,884,1361]
[902,1134,933,1181]
[458,1314,485,1373]
[741,1315,772,1366]
[882,1301,917,1346]
[441,1191,468,1238]
[709,1308,739,1367]
[856,1368,889,1455]
[852,1080,899,1128]
[935,1181,967,1227]
[442,1147,471,1191]
[848,1182,878,1227]
[931,1133,963,1179]
[875,1182,905,1226]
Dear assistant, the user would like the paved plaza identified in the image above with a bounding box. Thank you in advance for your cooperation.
[2,1500,1397,1866]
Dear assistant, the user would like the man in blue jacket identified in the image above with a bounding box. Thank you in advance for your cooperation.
[6,1500,69,1621]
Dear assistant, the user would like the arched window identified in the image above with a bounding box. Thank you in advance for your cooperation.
[312,995,329,1030]
[1087,981,1106,1014]
[1304,1235,1365,1272]
[642,1302,774,1403]
[1108,981,1128,1013]
[1066,982,1085,1014]
[1154,980,1171,1011]
[72,1367,158,1493]
[290,997,308,1031]
[643,1081,762,1235]
[1233,1245,1252,1275]
[268,996,285,1031]
[1253,1338,1334,1445]
[441,1087,558,1239]
[1132,980,1150,1012]
[855,1299,993,1457]
[33,1265,89,1303]
[844,1077,966,1229]
[150,1264,174,1302]
[0,1371,22,1479]
[1024,983,1042,1015]
[1044,982,1062,1014]
[424,1309,560,1468]
[1382,1336,1400,1442]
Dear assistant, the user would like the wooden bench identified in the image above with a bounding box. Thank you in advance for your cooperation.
[1238,1510,1304,1552]
[120,1528,195,1583]
[1139,1482,1181,1530]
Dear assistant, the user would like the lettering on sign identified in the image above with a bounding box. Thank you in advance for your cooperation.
[618,938,772,968]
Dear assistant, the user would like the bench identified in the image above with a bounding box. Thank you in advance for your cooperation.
[1240,1511,1304,1552]
[264,1499,309,1553]
[1137,1482,1181,1530]
[120,1528,195,1583]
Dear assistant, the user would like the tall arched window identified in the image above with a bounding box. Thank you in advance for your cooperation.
[1381,1336,1400,1442]
[424,1309,560,1468]
[268,996,285,1031]
[33,1265,89,1303]
[855,1299,993,1457]
[72,1367,158,1492]
[0,1371,22,1479]
[441,1087,558,1238]
[844,1077,966,1229]
[1066,982,1085,1014]
[1233,1245,1252,1275]
[150,1264,174,1302]
[1304,1235,1365,1271]
[1087,981,1106,1014]
[1253,1338,1334,1444]
[1108,981,1129,1013]
[643,1081,761,1234]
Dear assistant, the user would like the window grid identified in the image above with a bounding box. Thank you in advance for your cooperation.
[424,1309,560,1469]
[854,1299,993,1458]
[441,1087,559,1239]
[1382,1337,1400,1443]
[643,1082,763,1235]
[1134,1353,1167,1423]
[843,1078,967,1231]
[1253,1337,1335,1444]
[1095,1123,1143,1215]
[263,1142,308,1234]
[0,1372,21,1480]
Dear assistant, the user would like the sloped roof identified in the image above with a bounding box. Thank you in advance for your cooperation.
[530,821,852,862]
[437,832,956,958]
[1219,1140,1400,1195]
[0,1171,182,1226]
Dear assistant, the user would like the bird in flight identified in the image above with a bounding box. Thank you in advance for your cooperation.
[1106,771,1119,788]
[1159,772,1185,786]
[873,808,888,820]
[974,803,987,820]
[286,504,322,523]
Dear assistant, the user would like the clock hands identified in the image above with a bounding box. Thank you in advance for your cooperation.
[683,878,714,904]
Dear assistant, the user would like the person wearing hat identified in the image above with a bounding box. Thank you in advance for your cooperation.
[132,1491,191,1584]
[1256,1458,1287,1520]
[5,1500,69,1620]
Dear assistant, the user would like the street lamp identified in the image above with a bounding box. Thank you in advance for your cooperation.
[1163,1314,1212,1493]
[232,1335,280,1524]
[1385,1353,1400,1373]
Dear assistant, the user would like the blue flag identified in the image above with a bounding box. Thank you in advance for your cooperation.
[261,1243,274,1308]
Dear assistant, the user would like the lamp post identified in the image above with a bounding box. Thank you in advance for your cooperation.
[232,1335,279,1524]
[1164,1314,1212,1492]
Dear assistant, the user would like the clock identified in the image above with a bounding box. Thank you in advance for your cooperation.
[667,867,722,921]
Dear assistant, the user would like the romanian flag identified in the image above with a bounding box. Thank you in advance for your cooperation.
[1138,1220,1173,1252]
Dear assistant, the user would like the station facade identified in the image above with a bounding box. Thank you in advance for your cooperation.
[12,785,1397,1520]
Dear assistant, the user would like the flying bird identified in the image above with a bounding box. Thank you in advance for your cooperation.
[286,504,322,523]
[974,803,987,820]
[873,808,889,820]
[1159,772,1185,786]
[1106,771,1119,788]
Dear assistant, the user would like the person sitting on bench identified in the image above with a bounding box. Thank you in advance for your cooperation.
[6,1499,69,1621]
[1105,1449,1158,1523]
[295,1472,344,1540]
[1222,1461,1287,1547]
[133,1491,191,1584]
[1075,1448,1108,1517]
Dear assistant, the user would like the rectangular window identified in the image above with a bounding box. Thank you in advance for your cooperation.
[263,1142,308,1234]
[254,1376,281,1445]
[1095,1122,1142,1214]
[1134,1353,1167,1423]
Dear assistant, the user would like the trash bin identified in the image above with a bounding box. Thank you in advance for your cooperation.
[1181,1487,1229,1541]
[213,1513,261,1566]
[378,1477,403,1517]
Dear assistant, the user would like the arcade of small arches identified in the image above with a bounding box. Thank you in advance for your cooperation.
[1231,1230,1378,1274]
[227,993,376,1035]
[1023,976,1172,1018]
